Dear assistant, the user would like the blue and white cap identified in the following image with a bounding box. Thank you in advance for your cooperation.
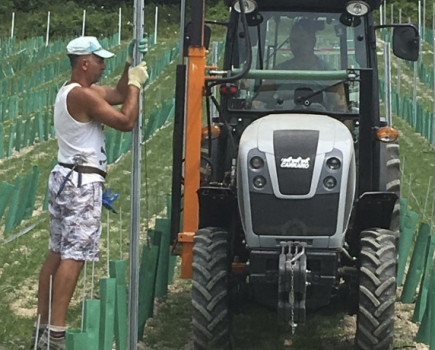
[66,36,114,58]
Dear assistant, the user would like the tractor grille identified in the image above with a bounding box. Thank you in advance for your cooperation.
[273,130,319,195]
[250,192,339,236]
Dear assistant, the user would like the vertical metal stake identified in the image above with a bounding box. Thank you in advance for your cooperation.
[34,314,41,350]
[211,41,218,120]
[48,275,53,349]
[384,42,391,125]
[82,9,86,36]
[119,206,123,260]
[46,11,50,47]
[81,260,87,331]
[11,12,15,38]
[129,0,144,348]
[107,210,110,277]
[118,8,122,45]
[433,36,435,147]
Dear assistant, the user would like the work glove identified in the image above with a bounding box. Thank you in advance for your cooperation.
[128,61,148,89]
[126,37,149,65]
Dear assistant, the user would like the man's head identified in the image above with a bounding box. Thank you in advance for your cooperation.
[289,20,316,59]
[66,36,114,59]
[67,36,113,84]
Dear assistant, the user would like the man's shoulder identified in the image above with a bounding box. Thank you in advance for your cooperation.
[67,84,100,101]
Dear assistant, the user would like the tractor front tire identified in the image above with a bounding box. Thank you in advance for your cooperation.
[192,227,230,350]
[381,141,401,247]
[355,228,397,350]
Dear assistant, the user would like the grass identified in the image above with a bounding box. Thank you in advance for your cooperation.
[396,116,435,222]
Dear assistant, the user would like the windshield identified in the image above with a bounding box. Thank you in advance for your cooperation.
[226,11,367,115]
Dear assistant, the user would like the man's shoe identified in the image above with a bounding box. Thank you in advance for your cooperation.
[37,328,65,350]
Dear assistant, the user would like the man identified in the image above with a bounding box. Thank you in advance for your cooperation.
[250,19,346,114]
[276,20,348,112]
[30,36,148,349]
[276,19,329,71]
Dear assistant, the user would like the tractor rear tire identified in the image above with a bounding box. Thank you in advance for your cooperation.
[355,228,397,350]
[192,227,230,350]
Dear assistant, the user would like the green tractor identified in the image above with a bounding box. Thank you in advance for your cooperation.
[170,0,419,348]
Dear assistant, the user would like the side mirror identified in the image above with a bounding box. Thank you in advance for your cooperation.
[392,25,419,61]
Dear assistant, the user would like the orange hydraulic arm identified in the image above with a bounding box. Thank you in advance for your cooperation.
[175,0,209,279]
[178,46,207,279]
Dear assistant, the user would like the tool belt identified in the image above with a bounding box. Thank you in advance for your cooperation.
[59,162,107,178]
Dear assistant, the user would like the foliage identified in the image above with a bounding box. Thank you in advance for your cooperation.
[0,0,431,41]
[0,1,183,41]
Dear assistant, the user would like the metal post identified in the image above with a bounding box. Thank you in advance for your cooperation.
[383,0,387,25]
[128,0,144,347]
[432,6,435,147]
[154,7,158,45]
[413,61,418,128]
[211,41,218,119]
[82,9,86,36]
[118,8,122,45]
[46,11,50,46]
[433,37,435,147]
[418,1,422,54]
[379,4,383,25]
[423,0,426,41]
[390,4,394,24]
[384,42,392,125]
[10,12,15,38]
[396,9,402,97]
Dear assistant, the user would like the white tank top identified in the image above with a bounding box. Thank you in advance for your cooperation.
[53,82,107,184]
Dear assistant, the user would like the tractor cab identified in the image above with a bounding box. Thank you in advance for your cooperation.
[225,10,365,117]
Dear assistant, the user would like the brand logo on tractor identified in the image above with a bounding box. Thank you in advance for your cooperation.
[280,156,310,169]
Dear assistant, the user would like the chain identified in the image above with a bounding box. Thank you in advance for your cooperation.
[289,259,296,335]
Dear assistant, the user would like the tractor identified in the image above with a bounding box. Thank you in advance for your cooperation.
[170,0,419,349]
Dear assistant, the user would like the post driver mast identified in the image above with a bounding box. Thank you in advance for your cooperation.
[176,0,208,278]
[128,0,144,348]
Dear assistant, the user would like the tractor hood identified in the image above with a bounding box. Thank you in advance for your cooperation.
[252,114,341,156]
[226,0,383,12]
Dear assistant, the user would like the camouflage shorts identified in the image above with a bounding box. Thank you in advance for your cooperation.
[48,171,103,261]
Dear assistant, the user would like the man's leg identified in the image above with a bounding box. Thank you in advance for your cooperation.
[47,180,102,327]
[50,259,85,327]
[37,251,61,324]
[36,259,84,349]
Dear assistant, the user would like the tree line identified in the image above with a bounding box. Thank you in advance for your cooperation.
[0,0,426,41]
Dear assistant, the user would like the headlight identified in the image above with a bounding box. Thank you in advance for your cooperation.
[253,176,266,188]
[232,0,257,14]
[346,1,370,16]
[326,157,341,170]
[323,176,337,189]
[250,156,264,169]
